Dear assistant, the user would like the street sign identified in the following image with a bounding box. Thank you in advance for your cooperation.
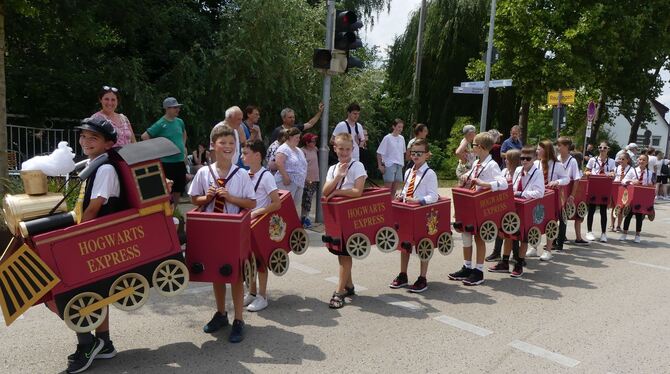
[453,86,484,94]
[587,100,596,122]
[547,90,576,105]
[461,79,513,89]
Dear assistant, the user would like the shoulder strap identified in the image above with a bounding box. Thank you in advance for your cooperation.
[336,161,357,189]
[550,161,556,180]
[254,170,269,192]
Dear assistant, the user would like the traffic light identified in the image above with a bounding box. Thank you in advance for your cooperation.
[313,49,332,70]
[334,10,364,70]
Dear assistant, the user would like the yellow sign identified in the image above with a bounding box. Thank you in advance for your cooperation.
[547,90,576,105]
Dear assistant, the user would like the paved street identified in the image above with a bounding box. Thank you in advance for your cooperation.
[2,198,670,373]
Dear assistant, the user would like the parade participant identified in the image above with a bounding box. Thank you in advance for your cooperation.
[189,125,256,343]
[556,137,588,249]
[91,86,136,146]
[489,146,544,277]
[65,117,121,373]
[300,133,319,228]
[486,149,521,262]
[449,132,508,286]
[242,140,280,312]
[584,141,616,243]
[323,133,367,308]
[611,152,634,231]
[331,102,366,161]
[619,154,653,243]
[377,119,406,196]
[274,127,307,213]
[526,140,569,261]
[389,139,439,292]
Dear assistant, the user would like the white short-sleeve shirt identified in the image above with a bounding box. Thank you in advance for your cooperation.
[188,164,255,213]
[401,162,439,204]
[88,154,120,204]
[326,160,367,190]
[586,157,616,175]
[558,154,582,181]
[332,121,365,161]
[377,134,406,167]
[250,167,277,211]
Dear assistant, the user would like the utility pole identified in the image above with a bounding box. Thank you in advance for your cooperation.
[315,0,336,223]
[411,0,427,121]
[479,0,497,132]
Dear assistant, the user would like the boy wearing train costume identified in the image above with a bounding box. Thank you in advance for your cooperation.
[324,132,368,308]
[64,117,120,373]
[556,136,588,249]
[489,146,545,277]
[584,141,616,243]
[389,139,439,293]
[619,154,654,243]
[449,132,508,286]
[241,140,281,312]
[189,125,256,343]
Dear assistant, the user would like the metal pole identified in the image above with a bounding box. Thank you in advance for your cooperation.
[479,0,497,132]
[411,0,428,122]
[315,0,336,224]
[555,90,563,140]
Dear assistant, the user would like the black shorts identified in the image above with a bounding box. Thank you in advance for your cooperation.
[659,175,668,184]
[327,246,350,257]
[162,161,187,193]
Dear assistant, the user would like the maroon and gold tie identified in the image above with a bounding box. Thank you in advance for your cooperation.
[406,169,417,198]
[213,178,227,213]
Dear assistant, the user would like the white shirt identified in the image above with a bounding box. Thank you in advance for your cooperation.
[250,167,277,211]
[400,162,439,205]
[275,143,308,187]
[534,159,569,186]
[88,154,120,204]
[211,122,241,165]
[332,121,365,161]
[188,163,255,213]
[326,160,367,190]
[586,156,616,175]
[512,165,545,199]
[501,167,512,182]
[648,155,659,174]
[464,155,507,192]
[377,133,406,167]
[614,165,633,182]
[622,166,653,186]
[558,154,582,181]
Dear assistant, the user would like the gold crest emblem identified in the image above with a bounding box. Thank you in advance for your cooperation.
[426,209,439,236]
[621,190,629,205]
[268,214,287,242]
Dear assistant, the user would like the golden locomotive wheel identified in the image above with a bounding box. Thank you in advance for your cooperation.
[289,228,309,255]
[501,212,521,235]
[152,259,189,297]
[479,220,498,243]
[565,201,576,219]
[437,231,453,256]
[527,226,542,247]
[243,259,254,286]
[622,205,632,217]
[109,273,150,311]
[613,205,621,219]
[545,220,559,241]
[64,292,108,333]
[561,208,568,223]
[250,253,258,280]
[416,238,434,262]
[648,209,655,222]
[375,226,399,253]
[268,248,289,276]
[346,233,371,259]
[577,202,588,218]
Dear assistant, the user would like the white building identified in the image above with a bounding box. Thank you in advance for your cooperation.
[609,99,670,155]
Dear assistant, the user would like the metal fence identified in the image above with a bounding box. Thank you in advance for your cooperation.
[7,125,82,172]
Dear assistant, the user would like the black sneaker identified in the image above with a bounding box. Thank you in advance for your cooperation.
[389,272,409,288]
[448,266,472,281]
[66,338,104,374]
[228,319,245,343]
[485,252,501,262]
[574,239,590,246]
[511,263,524,278]
[68,340,116,362]
[203,311,229,333]
[345,285,356,296]
[463,269,484,286]
[408,276,428,293]
[488,260,510,273]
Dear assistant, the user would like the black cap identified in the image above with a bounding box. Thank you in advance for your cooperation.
[76,117,117,143]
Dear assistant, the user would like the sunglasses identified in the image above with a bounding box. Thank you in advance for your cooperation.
[599,146,609,150]
[410,151,426,156]
[102,85,119,92]
[520,156,533,161]
[472,143,479,148]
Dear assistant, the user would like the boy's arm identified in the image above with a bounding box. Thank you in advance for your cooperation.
[322,175,341,197]
[81,197,105,222]
[251,190,280,218]
[331,175,365,198]
[225,195,256,210]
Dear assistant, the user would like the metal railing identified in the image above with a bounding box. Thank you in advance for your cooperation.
[7,124,82,172]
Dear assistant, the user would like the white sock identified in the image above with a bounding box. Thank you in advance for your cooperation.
[475,263,484,271]
[464,260,472,268]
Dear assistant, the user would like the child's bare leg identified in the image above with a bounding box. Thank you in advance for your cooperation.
[258,271,268,298]
[574,220,584,240]
[213,283,226,313]
[502,239,512,256]
[231,278,244,321]
[249,273,258,295]
[474,237,486,265]
[337,256,353,293]
[400,251,410,273]
[419,259,429,277]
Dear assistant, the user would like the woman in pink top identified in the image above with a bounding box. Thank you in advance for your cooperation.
[300,133,320,228]
[91,86,136,146]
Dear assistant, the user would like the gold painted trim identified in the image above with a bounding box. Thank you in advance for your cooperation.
[35,213,140,246]
[323,191,390,205]
[80,287,134,316]
[139,203,166,217]
[187,216,246,223]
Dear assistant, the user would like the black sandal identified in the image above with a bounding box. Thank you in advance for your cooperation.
[345,286,355,297]
[329,292,346,309]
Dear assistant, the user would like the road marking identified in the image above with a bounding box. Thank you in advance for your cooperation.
[296,308,312,312]
[378,295,424,311]
[508,340,580,368]
[324,277,368,291]
[291,261,321,275]
[629,261,670,272]
[433,315,493,337]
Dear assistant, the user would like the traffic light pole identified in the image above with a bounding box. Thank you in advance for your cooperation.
[479,0,496,132]
[315,0,336,224]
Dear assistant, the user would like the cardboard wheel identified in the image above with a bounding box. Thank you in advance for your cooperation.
[565,202,576,219]
[416,238,434,262]
[346,233,371,259]
[152,259,189,297]
[501,212,520,234]
[527,227,542,247]
[479,220,498,243]
[437,232,453,256]
[613,205,621,219]
[622,205,631,217]
[64,292,108,333]
[648,209,655,221]
[243,259,253,285]
[561,208,568,223]
[577,202,588,218]
[109,273,150,311]
[268,248,289,276]
[290,228,309,255]
[545,220,559,241]
[250,253,258,278]
[375,226,399,253]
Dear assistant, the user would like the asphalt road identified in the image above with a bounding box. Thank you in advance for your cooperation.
[2,196,669,373]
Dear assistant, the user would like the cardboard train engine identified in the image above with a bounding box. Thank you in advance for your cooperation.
[613,184,656,221]
[0,139,188,332]
[392,198,453,262]
[452,187,515,243]
[500,190,558,247]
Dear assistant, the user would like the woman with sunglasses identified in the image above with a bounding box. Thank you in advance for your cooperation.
[611,152,634,231]
[584,141,616,243]
[619,154,654,243]
[91,86,136,146]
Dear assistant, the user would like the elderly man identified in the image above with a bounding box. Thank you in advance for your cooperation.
[616,143,639,167]
[269,103,324,144]
[211,106,245,167]
[500,125,523,153]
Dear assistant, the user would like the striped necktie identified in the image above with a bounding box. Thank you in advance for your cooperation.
[470,163,481,191]
[406,169,417,198]
[213,178,227,213]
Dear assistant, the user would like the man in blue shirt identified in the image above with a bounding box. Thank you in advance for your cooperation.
[500,125,523,153]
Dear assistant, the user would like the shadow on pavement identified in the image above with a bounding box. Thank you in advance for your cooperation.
[353,292,440,319]
[417,281,497,305]
[256,295,341,328]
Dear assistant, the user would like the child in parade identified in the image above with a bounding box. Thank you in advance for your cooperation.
[527,140,569,261]
[486,149,521,262]
[389,139,439,293]
[584,141,616,243]
[556,137,588,249]
[619,154,654,243]
[489,146,544,277]
[323,133,368,308]
[242,140,281,312]
[611,153,634,231]
[64,117,121,373]
[189,125,256,343]
[449,132,508,286]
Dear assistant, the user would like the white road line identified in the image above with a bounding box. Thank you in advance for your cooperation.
[378,295,424,311]
[291,261,321,275]
[433,315,493,337]
[629,261,670,272]
[508,340,580,368]
[323,277,368,291]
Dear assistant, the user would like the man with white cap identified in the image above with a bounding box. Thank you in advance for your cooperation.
[617,143,639,167]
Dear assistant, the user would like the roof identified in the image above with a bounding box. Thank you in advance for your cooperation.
[115,138,181,165]
[651,99,669,127]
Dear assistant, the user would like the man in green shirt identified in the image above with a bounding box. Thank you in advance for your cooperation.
[141,97,188,209]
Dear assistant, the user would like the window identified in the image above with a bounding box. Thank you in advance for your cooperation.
[652,136,661,146]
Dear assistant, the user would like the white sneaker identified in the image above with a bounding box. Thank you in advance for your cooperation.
[634,235,641,243]
[585,232,595,241]
[540,251,553,261]
[619,233,627,241]
[600,233,607,243]
[247,296,268,312]
[243,293,256,306]
[526,247,539,257]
